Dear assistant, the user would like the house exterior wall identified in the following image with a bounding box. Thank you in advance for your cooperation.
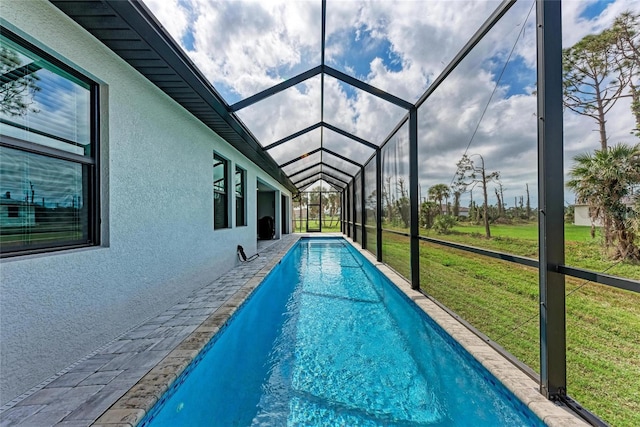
[0,0,291,405]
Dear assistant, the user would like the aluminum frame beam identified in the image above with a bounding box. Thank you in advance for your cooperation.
[536,0,566,401]
[279,147,362,173]
[279,147,321,168]
[324,66,413,110]
[321,163,354,179]
[319,173,348,187]
[409,108,420,290]
[294,172,345,191]
[288,163,323,180]
[323,147,363,168]
[291,167,348,187]
[346,182,351,237]
[360,167,367,248]
[229,66,322,112]
[264,121,377,152]
[263,123,322,151]
[414,0,516,109]
[376,150,383,261]
[323,123,378,150]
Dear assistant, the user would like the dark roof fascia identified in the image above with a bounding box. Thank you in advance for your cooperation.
[49,0,296,193]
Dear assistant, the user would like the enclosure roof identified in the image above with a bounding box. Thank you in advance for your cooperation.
[49,0,512,191]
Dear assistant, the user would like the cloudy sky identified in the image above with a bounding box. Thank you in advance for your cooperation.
[143,0,638,206]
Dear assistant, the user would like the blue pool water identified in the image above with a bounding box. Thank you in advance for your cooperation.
[141,238,544,426]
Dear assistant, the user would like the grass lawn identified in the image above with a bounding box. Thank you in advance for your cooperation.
[421,222,640,280]
[293,218,341,233]
[446,222,595,241]
[378,227,639,427]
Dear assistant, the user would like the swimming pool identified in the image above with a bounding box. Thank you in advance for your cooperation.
[140,238,544,426]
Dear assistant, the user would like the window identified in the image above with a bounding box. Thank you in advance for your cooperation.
[0,30,99,256]
[213,153,228,229]
[235,166,246,227]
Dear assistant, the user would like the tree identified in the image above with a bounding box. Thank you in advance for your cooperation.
[499,182,506,215]
[468,195,476,223]
[420,200,440,229]
[525,183,532,220]
[563,30,629,150]
[567,143,640,261]
[395,178,410,228]
[494,184,506,218]
[1,46,40,117]
[325,191,340,227]
[455,154,499,238]
[609,11,640,136]
[428,184,450,215]
[383,176,395,223]
[433,215,457,234]
[452,185,462,217]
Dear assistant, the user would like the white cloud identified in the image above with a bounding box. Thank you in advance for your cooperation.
[143,0,190,45]
[143,0,639,198]
[185,0,321,100]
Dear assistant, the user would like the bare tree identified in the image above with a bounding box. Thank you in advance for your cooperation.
[494,188,503,218]
[455,154,500,238]
[383,176,395,223]
[395,178,410,228]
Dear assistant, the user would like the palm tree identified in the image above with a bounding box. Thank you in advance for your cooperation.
[567,143,640,261]
[428,184,450,215]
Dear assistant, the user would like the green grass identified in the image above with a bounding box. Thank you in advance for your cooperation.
[419,222,639,280]
[378,229,640,427]
[446,222,600,242]
[292,218,341,233]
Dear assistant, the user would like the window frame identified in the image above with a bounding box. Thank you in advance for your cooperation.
[0,28,100,258]
[235,165,246,227]
[213,152,229,230]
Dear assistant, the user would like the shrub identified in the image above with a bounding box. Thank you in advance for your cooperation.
[433,215,457,234]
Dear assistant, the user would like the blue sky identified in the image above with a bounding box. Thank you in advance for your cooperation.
[327,25,404,79]
[581,0,617,20]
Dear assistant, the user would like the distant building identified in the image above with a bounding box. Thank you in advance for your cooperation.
[573,204,600,227]
[574,197,636,227]
[0,192,35,227]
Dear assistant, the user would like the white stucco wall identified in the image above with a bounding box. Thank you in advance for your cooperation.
[0,1,291,405]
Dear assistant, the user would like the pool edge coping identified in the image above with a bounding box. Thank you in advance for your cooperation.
[93,233,588,427]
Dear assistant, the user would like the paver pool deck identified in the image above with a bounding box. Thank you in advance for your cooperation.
[0,234,587,426]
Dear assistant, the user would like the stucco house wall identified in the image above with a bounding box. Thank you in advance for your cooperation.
[0,0,291,405]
